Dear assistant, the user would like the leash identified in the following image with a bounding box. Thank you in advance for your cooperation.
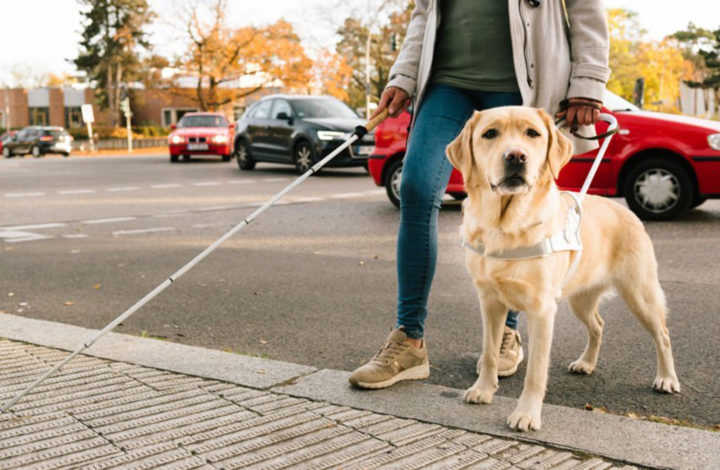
[463,113,619,297]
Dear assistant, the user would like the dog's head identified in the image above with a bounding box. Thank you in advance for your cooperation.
[446,106,573,196]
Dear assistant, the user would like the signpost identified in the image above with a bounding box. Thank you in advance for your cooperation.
[120,98,132,153]
[81,104,95,152]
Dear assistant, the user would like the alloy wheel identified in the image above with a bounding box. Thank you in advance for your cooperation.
[633,168,680,214]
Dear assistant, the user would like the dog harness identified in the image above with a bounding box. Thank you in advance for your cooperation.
[462,191,584,297]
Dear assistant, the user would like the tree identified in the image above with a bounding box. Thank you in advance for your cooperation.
[673,23,720,107]
[334,0,414,110]
[74,0,154,126]
[313,50,353,102]
[175,0,312,111]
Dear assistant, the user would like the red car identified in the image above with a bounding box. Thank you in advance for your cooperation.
[168,112,234,162]
[368,91,720,220]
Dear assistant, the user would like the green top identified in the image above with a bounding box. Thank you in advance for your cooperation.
[431,0,519,92]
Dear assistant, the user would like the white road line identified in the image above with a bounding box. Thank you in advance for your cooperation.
[198,205,234,211]
[62,234,88,239]
[107,186,140,192]
[192,222,224,228]
[153,213,181,218]
[112,227,176,236]
[4,192,45,198]
[331,192,365,198]
[192,182,221,187]
[150,184,182,189]
[291,197,324,203]
[0,230,52,243]
[265,177,291,182]
[58,189,96,195]
[2,222,66,230]
[82,217,137,225]
[228,179,256,184]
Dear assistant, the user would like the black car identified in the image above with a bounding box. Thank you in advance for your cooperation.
[234,95,374,173]
[2,126,73,158]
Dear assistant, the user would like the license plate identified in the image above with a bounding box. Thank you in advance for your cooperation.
[188,143,208,150]
[353,145,372,157]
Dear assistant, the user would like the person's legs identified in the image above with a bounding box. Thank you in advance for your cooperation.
[396,84,476,339]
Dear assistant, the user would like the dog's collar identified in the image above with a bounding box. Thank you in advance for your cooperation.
[461,192,583,260]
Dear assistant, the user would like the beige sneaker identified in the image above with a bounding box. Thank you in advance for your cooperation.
[477,326,524,377]
[349,327,430,389]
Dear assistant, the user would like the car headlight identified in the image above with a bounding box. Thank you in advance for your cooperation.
[211,134,229,144]
[708,133,720,151]
[169,135,184,144]
[317,130,346,141]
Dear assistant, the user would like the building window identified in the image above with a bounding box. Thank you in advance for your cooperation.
[65,107,83,128]
[161,108,199,127]
[29,107,49,126]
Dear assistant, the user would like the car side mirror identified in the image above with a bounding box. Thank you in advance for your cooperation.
[170,124,176,130]
[276,112,292,121]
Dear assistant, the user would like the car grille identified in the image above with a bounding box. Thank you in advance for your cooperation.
[188,137,207,143]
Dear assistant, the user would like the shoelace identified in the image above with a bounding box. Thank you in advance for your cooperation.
[500,331,514,355]
[373,340,409,366]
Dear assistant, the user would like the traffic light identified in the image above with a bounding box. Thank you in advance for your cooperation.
[120,98,131,116]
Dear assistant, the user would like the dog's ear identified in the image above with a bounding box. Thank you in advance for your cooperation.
[446,111,482,180]
[538,109,573,180]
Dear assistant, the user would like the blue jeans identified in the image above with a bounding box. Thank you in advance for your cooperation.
[396,83,522,339]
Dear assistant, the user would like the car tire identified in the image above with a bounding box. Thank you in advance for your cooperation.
[385,159,403,208]
[222,154,231,162]
[293,140,316,174]
[170,154,179,163]
[690,195,706,209]
[623,158,693,221]
[236,140,255,170]
[182,154,190,161]
[32,146,41,158]
[62,152,70,158]
[2,147,11,158]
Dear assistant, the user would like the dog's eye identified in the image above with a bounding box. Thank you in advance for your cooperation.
[482,129,498,139]
[526,128,541,138]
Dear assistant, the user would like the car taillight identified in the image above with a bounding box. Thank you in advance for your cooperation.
[40,136,53,142]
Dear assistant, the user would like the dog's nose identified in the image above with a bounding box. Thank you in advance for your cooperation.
[503,149,527,164]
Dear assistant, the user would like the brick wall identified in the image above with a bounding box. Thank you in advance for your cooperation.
[49,88,64,127]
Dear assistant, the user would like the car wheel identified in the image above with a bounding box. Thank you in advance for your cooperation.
[32,146,41,158]
[2,147,10,158]
[62,152,70,158]
[222,154,231,162]
[170,154,179,163]
[690,195,706,209]
[623,158,693,221]
[293,140,316,174]
[182,154,190,161]
[236,140,255,170]
[385,159,403,208]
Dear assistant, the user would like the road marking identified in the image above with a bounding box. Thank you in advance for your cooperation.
[291,197,324,203]
[153,213,182,218]
[0,230,52,243]
[198,205,234,211]
[192,182,221,187]
[82,217,137,225]
[112,227,176,236]
[58,189,96,195]
[331,192,365,198]
[192,222,224,228]
[150,184,182,189]
[4,192,45,198]
[265,177,291,182]
[62,234,88,239]
[228,179,256,184]
[2,222,66,230]
[107,186,140,192]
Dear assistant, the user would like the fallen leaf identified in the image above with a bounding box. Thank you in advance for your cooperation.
[71,250,80,254]
[358,261,365,266]
[373,255,379,259]
[18,302,28,307]
[8,292,14,297]
[257,369,266,374]
[93,284,101,290]
[64,301,75,306]
[260,339,267,345]
[584,403,593,411]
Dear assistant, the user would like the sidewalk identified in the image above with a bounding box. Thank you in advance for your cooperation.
[0,315,717,469]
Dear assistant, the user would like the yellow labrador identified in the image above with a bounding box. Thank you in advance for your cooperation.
[446,106,680,432]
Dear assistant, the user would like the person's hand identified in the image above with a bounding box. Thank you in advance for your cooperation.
[373,87,410,119]
[556,97,602,126]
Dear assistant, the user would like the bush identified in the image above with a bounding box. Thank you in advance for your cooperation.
[132,125,169,137]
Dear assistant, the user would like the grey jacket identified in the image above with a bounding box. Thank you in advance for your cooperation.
[387,0,610,154]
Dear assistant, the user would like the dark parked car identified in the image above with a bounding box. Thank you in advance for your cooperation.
[234,95,374,174]
[0,130,16,154]
[2,126,73,158]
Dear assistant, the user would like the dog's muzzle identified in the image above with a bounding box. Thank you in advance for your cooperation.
[491,148,528,191]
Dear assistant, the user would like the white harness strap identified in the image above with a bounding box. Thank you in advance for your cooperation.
[462,192,583,298]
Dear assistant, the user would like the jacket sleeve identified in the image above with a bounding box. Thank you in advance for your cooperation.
[565,0,611,102]
[386,0,430,96]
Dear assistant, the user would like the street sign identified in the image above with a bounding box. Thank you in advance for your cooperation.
[81,104,94,123]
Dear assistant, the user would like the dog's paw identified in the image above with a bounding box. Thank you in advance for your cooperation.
[653,375,681,394]
[463,386,494,404]
[568,359,595,375]
[507,407,542,432]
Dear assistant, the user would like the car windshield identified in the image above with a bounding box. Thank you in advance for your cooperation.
[291,98,358,119]
[603,90,639,112]
[178,115,228,128]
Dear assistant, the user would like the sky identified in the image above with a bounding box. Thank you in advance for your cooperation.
[0,0,718,86]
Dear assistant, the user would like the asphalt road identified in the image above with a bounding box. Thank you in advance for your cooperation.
[1,154,718,428]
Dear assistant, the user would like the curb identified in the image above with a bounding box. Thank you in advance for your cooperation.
[1,314,717,470]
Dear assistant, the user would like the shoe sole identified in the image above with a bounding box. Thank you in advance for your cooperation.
[352,363,430,389]
[497,347,524,378]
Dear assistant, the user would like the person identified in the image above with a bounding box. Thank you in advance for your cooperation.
[349,0,610,389]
